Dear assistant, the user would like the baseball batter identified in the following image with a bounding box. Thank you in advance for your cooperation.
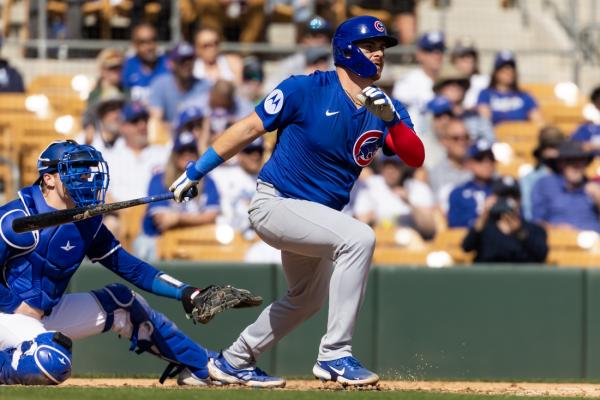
[170,16,425,387]
[0,140,259,386]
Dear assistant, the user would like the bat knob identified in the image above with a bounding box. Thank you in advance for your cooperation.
[182,186,198,201]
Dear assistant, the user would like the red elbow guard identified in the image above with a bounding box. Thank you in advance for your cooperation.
[385,122,425,168]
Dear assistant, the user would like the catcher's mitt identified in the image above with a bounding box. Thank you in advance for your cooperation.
[182,285,263,324]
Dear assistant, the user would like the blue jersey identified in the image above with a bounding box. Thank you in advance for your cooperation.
[122,54,169,102]
[256,71,413,211]
[477,88,538,125]
[142,172,221,236]
[0,185,166,314]
[571,122,600,144]
[447,180,493,228]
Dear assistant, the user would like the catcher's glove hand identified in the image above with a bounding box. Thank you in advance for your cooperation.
[182,285,263,324]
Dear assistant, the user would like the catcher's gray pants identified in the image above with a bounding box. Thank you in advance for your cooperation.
[223,181,375,367]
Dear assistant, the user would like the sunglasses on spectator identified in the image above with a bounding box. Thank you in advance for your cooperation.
[199,41,220,49]
[446,134,469,142]
[105,64,123,71]
[473,153,495,162]
[135,37,157,45]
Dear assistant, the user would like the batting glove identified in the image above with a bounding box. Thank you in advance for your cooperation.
[169,162,200,203]
[356,85,400,126]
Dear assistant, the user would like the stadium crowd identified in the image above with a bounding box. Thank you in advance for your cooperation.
[2,2,600,265]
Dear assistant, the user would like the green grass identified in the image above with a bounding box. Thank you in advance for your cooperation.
[1,387,599,400]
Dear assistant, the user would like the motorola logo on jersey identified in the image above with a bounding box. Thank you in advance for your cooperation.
[374,20,385,32]
[353,130,383,167]
[264,89,284,115]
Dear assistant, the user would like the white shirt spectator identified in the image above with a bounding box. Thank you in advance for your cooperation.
[393,68,434,134]
[353,175,435,227]
[103,144,170,201]
[464,73,490,110]
[209,165,257,236]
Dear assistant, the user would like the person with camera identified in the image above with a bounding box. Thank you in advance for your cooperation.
[462,177,548,263]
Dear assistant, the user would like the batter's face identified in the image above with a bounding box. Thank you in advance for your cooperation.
[357,39,386,80]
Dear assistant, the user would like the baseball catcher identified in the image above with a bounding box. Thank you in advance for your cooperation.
[0,140,262,386]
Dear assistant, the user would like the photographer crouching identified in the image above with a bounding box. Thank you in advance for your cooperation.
[461,177,548,263]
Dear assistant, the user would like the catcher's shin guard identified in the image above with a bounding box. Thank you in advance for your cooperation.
[91,283,209,383]
[0,332,72,385]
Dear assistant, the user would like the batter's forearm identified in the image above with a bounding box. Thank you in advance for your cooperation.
[212,112,266,160]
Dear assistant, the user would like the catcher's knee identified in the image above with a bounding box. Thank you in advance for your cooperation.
[1,332,72,385]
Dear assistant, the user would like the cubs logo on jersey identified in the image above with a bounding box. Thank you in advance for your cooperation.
[353,130,383,167]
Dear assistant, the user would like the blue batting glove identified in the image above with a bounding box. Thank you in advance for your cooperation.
[169,162,200,202]
[356,85,400,126]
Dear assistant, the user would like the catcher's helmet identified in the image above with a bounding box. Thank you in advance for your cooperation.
[332,15,398,78]
[37,140,109,207]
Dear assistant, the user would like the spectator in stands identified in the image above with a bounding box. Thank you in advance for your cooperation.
[103,102,169,202]
[175,106,209,153]
[194,0,266,43]
[122,22,169,104]
[447,139,497,228]
[429,117,473,210]
[422,96,453,169]
[450,38,489,110]
[208,79,254,138]
[193,27,243,85]
[348,0,417,46]
[148,42,212,133]
[88,49,125,106]
[240,56,265,105]
[477,50,543,125]
[521,126,565,221]
[78,93,125,153]
[462,177,548,263]
[393,31,446,133]
[263,16,333,92]
[134,131,221,260]
[211,138,265,239]
[0,36,24,93]
[532,141,600,232]
[570,85,600,153]
[353,155,436,239]
[432,64,494,141]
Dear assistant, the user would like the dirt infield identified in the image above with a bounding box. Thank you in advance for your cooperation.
[63,378,600,397]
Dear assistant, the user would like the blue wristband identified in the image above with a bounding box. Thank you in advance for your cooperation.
[186,147,225,181]
[151,273,189,300]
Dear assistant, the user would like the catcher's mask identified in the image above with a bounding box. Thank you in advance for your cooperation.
[37,140,110,207]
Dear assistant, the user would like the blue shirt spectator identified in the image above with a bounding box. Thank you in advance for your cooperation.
[477,51,543,125]
[0,59,24,92]
[148,42,211,125]
[447,139,496,227]
[142,173,220,236]
[570,85,600,154]
[123,23,169,103]
[531,141,600,232]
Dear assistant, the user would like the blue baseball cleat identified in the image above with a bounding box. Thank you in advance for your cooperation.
[313,356,379,386]
[208,354,286,388]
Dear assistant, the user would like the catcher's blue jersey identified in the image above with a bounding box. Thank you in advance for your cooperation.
[256,70,413,211]
[0,185,162,314]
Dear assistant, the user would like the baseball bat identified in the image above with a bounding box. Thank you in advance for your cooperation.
[12,192,175,233]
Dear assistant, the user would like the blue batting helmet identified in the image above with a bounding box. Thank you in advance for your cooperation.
[332,15,398,78]
[37,140,109,207]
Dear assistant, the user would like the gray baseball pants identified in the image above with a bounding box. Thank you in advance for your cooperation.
[222,181,376,367]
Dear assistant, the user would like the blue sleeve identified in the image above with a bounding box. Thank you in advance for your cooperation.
[477,89,491,105]
[531,178,549,223]
[88,224,160,291]
[121,58,135,89]
[447,187,470,228]
[392,99,414,129]
[147,173,170,212]
[523,92,538,112]
[202,176,220,209]
[255,76,305,132]
[571,124,591,142]
[148,77,165,110]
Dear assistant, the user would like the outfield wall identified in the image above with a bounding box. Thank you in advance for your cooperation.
[69,263,597,379]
